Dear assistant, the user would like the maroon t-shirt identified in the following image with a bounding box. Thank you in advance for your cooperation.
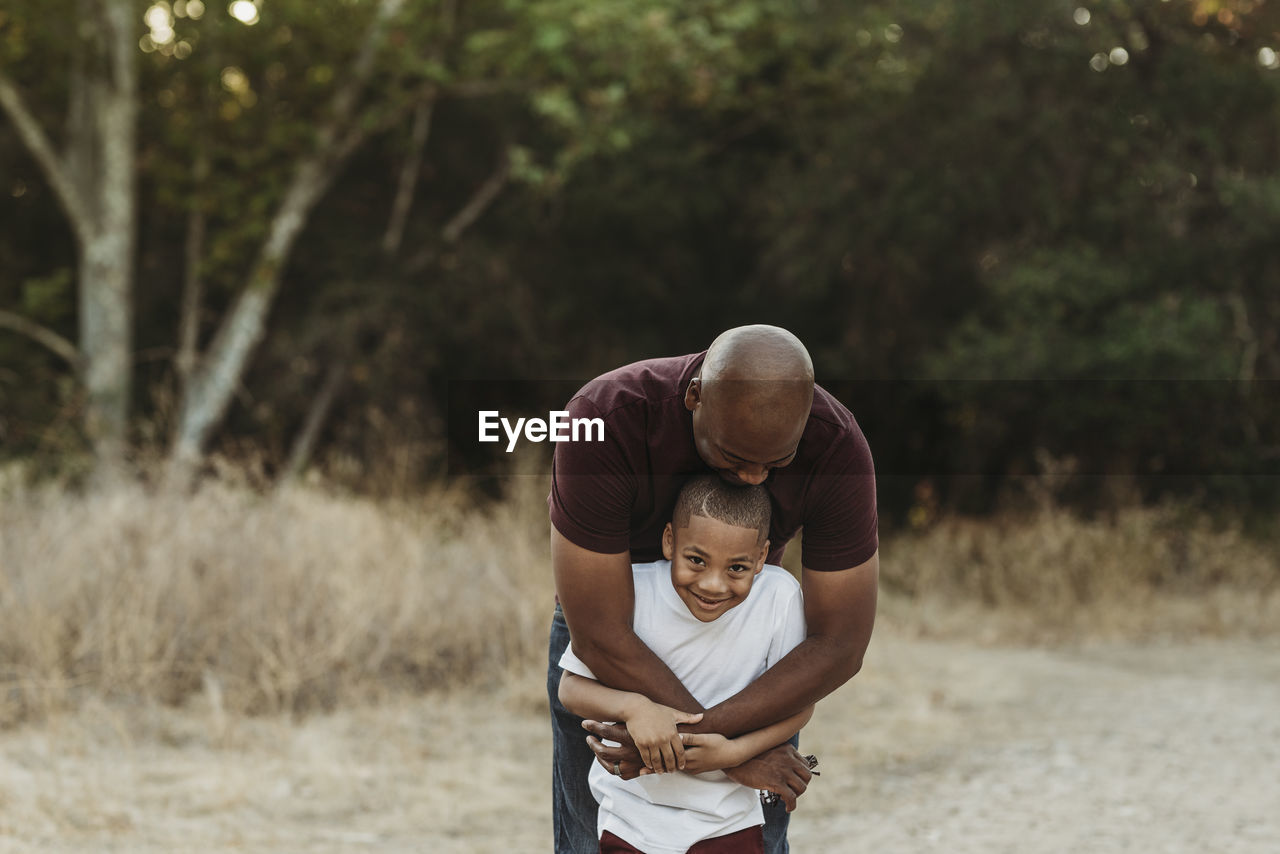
[549,352,878,571]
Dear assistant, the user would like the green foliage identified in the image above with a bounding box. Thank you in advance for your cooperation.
[932,247,1237,382]
[2,0,1279,511]
[21,268,73,323]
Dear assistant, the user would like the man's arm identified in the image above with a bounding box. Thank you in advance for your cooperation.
[553,528,702,713]
[696,550,879,738]
[679,705,814,774]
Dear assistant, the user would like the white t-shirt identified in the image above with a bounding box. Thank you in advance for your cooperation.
[559,560,806,854]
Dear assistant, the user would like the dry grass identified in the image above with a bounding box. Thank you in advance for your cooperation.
[881,504,1280,643]
[0,470,554,727]
[2,467,1277,727]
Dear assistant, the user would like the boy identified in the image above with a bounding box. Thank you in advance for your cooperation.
[558,476,813,854]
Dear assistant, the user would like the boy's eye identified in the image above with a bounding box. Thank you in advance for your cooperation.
[688,556,705,566]
[729,564,749,573]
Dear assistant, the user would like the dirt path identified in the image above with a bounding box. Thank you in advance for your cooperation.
[791,636,1280,853]
[2,633,1278,852]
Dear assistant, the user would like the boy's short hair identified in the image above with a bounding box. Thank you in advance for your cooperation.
[672,475,771,546]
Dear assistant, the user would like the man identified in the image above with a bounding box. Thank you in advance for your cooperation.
[548,325,879,854]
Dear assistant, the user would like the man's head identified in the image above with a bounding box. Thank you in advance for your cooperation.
[684,325,815,486]
[662,475,772,622]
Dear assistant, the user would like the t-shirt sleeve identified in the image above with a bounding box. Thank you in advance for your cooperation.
[548,396,637,555]
[558,643,598,681]
[800,431,879,571]
[765,577,807,668]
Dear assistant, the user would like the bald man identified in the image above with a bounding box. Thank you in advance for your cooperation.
[548,326,879,854]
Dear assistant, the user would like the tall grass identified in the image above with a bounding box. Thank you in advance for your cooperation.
[2,470,1276,727]
[0,472,555,726]
[881,504,1280,641]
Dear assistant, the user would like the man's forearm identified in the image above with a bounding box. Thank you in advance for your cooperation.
[568,627,703,714]
[553,528,703,713]
[725,705,814,767]
[696,635,860,737]
[699,554,879,738]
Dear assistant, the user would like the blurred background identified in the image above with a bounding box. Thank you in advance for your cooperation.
[2,0,1280,712]
[3,0,1278,515]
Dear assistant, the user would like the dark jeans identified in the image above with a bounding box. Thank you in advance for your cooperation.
[547,604,792,854]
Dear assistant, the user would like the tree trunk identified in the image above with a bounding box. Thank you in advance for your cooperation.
[167,0,406,483]
[280,360,347,484]
[79,232,132,465]
[82,0,138,471]
[176,148,209,386]
[381,96,436,257]
[0,0,136,474]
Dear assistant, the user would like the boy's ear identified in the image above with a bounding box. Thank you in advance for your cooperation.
[754,539,770,574]
[662,523,674,560]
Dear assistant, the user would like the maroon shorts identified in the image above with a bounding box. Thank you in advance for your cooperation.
[599,826,765,854]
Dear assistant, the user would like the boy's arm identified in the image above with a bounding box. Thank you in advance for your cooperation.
[559,672,702,773]
[679,705,814,773]
[728,705,814,766]
[558,670,645,723]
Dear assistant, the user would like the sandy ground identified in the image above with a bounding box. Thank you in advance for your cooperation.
[2,631,1278,853]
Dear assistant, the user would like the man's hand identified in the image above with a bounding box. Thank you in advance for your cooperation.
[583,720,646,780]
[722,744,814,812]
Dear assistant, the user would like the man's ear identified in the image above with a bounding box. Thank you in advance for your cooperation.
[662,523,675,560]
[754,539,770,574]
[684,377,701,412]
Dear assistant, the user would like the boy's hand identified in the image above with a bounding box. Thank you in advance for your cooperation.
[676,731,737,773]
[625,702,703,773]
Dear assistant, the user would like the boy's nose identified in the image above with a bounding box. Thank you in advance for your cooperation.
[699,573,729,595]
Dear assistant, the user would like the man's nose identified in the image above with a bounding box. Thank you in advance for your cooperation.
[735,466,768,485]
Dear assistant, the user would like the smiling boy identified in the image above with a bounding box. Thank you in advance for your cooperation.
[557,476,812,854]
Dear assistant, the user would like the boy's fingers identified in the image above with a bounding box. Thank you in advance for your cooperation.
[660,742,677,773]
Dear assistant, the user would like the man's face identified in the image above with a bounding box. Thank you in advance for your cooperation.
[662,515,767,622]
[685,380,805,486]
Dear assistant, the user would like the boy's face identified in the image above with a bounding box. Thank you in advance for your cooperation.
[662,514,768,622]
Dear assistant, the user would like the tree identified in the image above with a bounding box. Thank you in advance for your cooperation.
[165,0,410,482]
[1,0,138,470]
